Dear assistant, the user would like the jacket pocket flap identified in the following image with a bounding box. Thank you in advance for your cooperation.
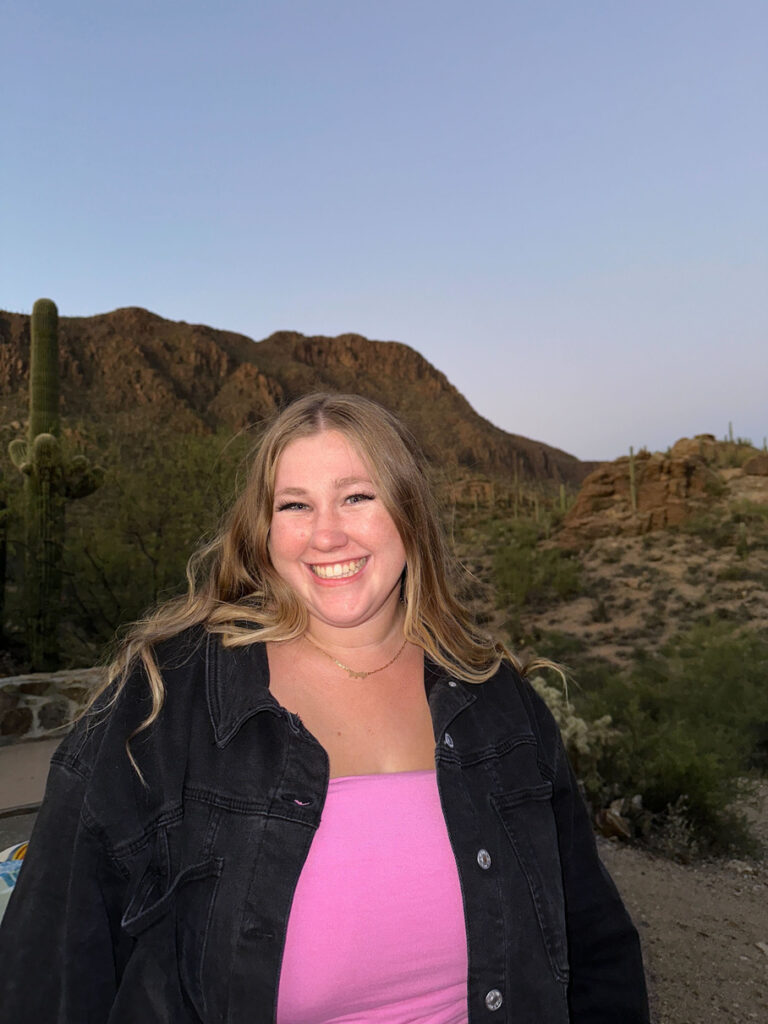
[491,781,553,812]
[122,857,223,937]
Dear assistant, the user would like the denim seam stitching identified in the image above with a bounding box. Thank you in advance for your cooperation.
[493,803,570,985]
[184,786,272,815]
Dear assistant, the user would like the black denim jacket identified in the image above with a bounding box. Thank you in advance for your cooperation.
[0,629,649,1023]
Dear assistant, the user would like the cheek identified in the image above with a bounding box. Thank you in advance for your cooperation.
[268,522,309,562]
[381,512,405,547]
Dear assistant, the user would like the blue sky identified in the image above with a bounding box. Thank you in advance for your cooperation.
[3,0,766,460]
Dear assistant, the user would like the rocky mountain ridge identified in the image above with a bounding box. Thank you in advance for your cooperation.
[0,305,593,486]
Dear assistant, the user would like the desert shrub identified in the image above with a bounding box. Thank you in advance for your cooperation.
[618,563,644,578]
[717,443,762,469]
[573,620,768,855]
[730,500,768,533]
[600,546,622,564]
[681,512,736,548]
[716,564,768,585]
[591,598,611,623]
[535,630,587,663]
[682,501,768,553]
[530,675,617,800]
[493,522,581,609]
[703,474,727,498]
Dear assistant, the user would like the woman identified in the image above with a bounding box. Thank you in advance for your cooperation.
[0,393,649,1022]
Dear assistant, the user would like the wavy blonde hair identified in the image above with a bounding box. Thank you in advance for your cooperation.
[97,392,546,757]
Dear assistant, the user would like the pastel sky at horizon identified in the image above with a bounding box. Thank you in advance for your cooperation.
[3,0,766,461]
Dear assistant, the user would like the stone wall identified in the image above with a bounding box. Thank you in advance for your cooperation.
[0,668,104,746]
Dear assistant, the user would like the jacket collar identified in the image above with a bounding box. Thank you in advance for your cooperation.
[204,631,478,749]
[205,633,281,748]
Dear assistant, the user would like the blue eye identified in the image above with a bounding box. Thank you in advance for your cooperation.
[346,493,375,504]
[277,501,308,511]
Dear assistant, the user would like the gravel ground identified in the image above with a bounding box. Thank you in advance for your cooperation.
[599,784,768,1024]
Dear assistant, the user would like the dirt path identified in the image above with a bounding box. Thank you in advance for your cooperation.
[598,785,768,1023]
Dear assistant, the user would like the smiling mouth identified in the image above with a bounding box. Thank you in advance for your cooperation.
[310,557,368,580]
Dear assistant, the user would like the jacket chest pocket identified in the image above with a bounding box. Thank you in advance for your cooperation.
[491,783,569,983]
[121,857,224,1016]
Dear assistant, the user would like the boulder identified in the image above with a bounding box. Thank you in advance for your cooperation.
[743,454,768,476]
[38,699,71,731]
[1,706,33,737]
[670,434,717,461]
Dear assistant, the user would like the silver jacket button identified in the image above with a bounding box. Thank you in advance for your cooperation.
[477,848,492,869]
[485,988,503,1011]
[448,679,458,687]
[444,732,454,748]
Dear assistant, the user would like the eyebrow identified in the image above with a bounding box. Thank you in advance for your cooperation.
[274,476,374,497]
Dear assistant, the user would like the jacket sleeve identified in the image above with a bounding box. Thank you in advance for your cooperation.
[524,682,650,1023]
[0,735,129,1022]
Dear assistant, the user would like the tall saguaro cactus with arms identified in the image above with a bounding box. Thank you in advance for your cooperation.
[8,299,102,669]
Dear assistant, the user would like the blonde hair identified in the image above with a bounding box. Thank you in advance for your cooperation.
[97,392,542,758]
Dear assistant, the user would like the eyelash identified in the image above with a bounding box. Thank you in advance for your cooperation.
[276,493,375,512]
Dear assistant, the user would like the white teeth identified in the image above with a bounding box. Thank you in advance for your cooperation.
[311,557,366,579]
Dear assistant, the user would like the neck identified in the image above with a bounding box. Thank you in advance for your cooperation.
[304,608,406,659]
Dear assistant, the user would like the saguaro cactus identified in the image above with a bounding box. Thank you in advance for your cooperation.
[8,299,102,669]
[629,445,638,513]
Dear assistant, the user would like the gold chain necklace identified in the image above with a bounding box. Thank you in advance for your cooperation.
[303,632,408,679]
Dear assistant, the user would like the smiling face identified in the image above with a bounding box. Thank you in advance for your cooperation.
[267,429,407,635]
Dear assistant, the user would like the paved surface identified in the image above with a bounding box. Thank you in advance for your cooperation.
[0,811,37,852]
[0,737,60,815]
[0,738,59,854]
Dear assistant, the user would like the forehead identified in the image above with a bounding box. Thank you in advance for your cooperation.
[274,430,373,486]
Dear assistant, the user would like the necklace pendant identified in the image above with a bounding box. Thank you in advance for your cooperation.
[348,669,369,679]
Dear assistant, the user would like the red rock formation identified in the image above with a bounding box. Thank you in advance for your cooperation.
[556,447,721,547]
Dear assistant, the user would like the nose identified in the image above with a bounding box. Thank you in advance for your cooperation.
[310,506,348,552]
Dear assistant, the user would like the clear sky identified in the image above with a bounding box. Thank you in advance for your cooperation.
[3,0,766,460]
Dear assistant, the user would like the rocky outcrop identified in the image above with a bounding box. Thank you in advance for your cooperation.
[556,447,721,547]
[743,454,768,476]
[669,434,718,461]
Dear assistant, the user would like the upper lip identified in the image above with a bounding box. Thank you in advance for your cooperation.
[308,555,367,566]
[307,556,368,574]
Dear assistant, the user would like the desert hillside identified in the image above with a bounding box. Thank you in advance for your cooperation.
[453,434,768,665]
[0,306,591,487]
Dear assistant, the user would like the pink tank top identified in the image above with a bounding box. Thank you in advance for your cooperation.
[276,769,469,1024]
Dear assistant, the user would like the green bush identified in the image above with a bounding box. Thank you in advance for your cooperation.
[716,564,768,585]
[681,501,768,553]
[536,630,587,662]
[730,499,768,529]
[573,620,768,856]
[493,522,581,610]
[681,512,736,548]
